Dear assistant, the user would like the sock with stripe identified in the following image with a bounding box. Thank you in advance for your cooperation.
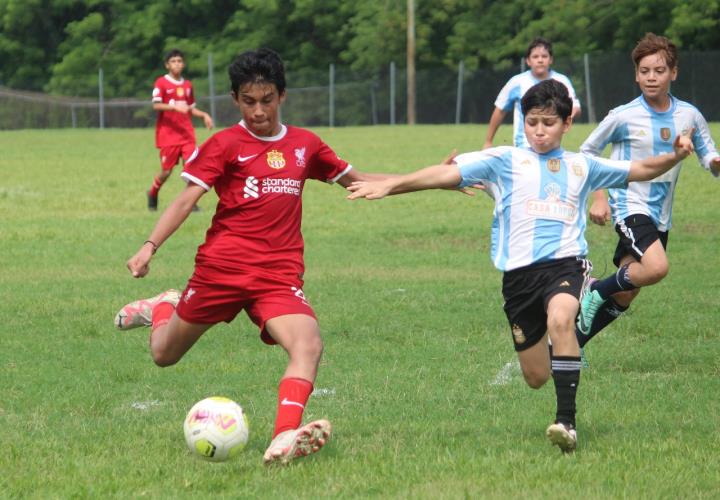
[551,356,582,427]
[273,377,313,437]
[593,264,636,300]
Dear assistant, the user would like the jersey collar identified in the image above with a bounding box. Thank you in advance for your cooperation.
[639,93,676,115]
[239,120,288,142]
[164,74,185,85]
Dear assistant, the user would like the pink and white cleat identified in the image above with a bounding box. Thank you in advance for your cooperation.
[263,419,332,465]
[114,289,180,330]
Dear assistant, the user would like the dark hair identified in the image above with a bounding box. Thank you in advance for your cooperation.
[526,37,553,58]
[228,48,286,95]
[521,79,572,120]
[632,33,678,70]
[164,49,184,62]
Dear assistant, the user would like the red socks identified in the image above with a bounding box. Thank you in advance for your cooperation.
[149,176,164,197]
[151,302,174,330]
[273,377,313,437]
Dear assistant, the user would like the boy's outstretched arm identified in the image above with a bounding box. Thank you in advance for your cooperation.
[628,132,694,182]
[346,163,462,200]
[126,183,205,278]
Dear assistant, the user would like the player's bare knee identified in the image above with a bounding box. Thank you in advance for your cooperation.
[150,348,181,367]
[523,370,549,389]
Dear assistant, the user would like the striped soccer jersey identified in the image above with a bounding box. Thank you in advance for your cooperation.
[494,70,580,149]
[456,147,630,272]
[581,95,719,231]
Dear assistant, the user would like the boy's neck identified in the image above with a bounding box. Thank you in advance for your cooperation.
[644,93,672,112]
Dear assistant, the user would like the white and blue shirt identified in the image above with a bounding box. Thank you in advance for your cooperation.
[581,95,719,231]
[495,70,580,148]
[456,147,630,272]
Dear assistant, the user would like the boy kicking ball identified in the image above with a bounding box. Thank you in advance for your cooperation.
[115,48,393,465]
[347,79,694,453]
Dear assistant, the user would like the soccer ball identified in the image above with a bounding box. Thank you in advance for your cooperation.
[183,397,250,462]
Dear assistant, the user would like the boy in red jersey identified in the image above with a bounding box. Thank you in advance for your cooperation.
[115,48,395,465]
[148,49,214,211]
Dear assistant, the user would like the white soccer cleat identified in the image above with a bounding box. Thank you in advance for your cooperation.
[263,419,332,465]
[546,422,577,453]
[114,289,181,330]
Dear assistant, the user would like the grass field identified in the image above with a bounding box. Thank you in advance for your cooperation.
[1,123,719,498]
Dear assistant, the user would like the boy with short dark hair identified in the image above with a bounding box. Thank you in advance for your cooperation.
[484,37,581,149]
[115,48,392,465]
[147,48,214,211]
[348,79,693,453]
[576,33,720,346]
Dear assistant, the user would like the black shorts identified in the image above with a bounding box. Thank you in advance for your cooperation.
[613,214,669,267]
[502,257,591,352]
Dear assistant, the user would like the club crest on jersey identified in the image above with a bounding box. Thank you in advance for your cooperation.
[660,127,671,141]
[511,324,526,344]
[295,147,306,168]
[547,158,561,173]
[267,150,286,170]
[571,162,584,177]
[177,87,185,98]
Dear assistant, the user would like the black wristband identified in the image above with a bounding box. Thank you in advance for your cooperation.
[143,240,159,254]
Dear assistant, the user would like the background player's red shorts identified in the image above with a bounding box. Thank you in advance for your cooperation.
[159,143,197,170]
[175,266,317,345]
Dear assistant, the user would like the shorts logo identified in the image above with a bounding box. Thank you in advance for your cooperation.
[559,280,570,287]
[291,286,310,306]
[294,147,306,168]
[243,176,260,199]
[511,323,526,345]
[547,158,561,173]
[660,127,671,141]
[267,150,286,170]
[184,288,196,303]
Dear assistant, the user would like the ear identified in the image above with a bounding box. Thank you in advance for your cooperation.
[670,66,678,82]
[230,90,239,103]
[279,90,287,104]
[563,115,573,133]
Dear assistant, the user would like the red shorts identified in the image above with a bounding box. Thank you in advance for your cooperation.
[174,267,317,345]
[159,143,197,170]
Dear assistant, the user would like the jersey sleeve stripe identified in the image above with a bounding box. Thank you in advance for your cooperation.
[180,172,210,191]
[329,164,353,184]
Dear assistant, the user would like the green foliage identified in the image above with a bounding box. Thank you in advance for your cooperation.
[1,0,718,97]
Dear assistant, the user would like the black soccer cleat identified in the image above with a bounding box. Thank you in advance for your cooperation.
[147,191,158,211]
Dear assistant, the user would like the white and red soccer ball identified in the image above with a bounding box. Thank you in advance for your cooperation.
[183,397,250,462]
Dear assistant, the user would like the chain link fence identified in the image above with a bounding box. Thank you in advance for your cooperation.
[2,50,719,130]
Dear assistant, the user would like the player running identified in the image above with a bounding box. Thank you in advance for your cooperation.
[115,48,393,465]
[484,37,581,150]
[576,33,720,348]
[348,79,694,453]
[147,49,213,211]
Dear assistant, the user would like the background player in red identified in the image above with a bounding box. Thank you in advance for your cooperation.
[115,48,395,465]
[148,48,214,211]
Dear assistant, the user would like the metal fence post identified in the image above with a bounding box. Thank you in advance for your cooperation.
[98,67,104,129]
[390,61,396,125]
[208,52,216,125]
[329,63,335,127]
[455,60,464,124]
[71,104,77,128]
[583,53,596,123]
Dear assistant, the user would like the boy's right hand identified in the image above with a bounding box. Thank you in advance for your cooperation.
[589,198,611,226]
[173,101,190,113]
[127,245,154,278]
[673,129,694,159]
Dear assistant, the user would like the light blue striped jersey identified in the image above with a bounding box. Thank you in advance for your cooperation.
[456,147,629,271]
[581,95,719,231]
[494,70,580,149]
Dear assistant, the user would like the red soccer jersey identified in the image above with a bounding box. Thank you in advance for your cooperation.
[152,75,197,148]
[181,121,351,277]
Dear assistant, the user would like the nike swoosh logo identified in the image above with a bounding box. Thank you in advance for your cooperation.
[280,398,305,409]
[237,154,258,162]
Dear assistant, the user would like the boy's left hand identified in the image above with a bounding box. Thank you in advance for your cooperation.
[673,129,694,159]
[710,157,720,175]
[203,114,214,130]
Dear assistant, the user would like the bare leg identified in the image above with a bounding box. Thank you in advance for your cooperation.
[149,312,213,367]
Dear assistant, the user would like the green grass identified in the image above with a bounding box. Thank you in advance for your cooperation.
[1,124,719,498]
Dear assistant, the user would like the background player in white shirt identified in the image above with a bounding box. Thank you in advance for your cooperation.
[483,37,581,150]
[576,33,720,348]
[348,79,693,453]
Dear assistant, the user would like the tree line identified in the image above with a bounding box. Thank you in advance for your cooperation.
[0,0,717,98]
